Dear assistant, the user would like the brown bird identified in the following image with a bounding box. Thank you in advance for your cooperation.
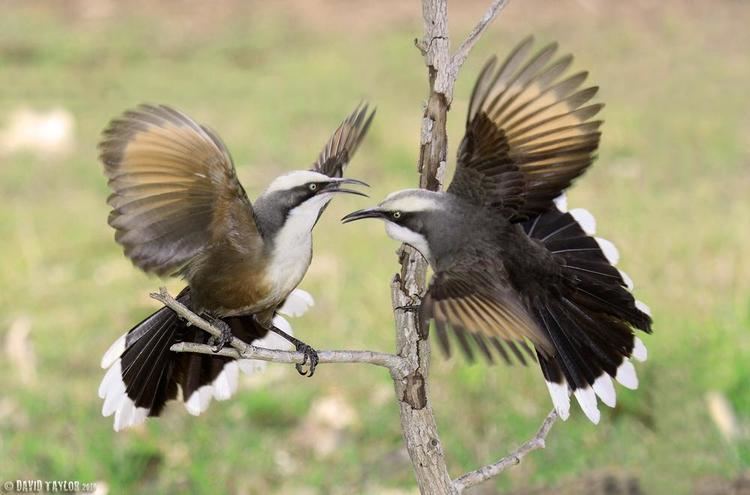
[343,37,652,424]
[98,103,374,430]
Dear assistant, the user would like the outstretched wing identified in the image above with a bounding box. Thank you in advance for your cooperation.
[99,104,262,276]
[422,256,554,365]
[311,103,375,178]
[448,36,602,219]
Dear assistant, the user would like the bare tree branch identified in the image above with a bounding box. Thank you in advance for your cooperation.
[420,0,509,103]
[453,410,559,493]
[152,288,412,379]
[451,0,509,74]
[388,0,457,490]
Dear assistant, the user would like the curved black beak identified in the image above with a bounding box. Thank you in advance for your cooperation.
[341,207,384,224]
[323,178,370,197]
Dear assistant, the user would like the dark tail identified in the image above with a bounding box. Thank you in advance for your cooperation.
[98,288,308,431]
[522,197,652,423]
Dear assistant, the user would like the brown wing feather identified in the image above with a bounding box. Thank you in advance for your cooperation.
[449,36,602,219]
[99,104,261,276]
[421,267,553,364]
[311,103,375,177]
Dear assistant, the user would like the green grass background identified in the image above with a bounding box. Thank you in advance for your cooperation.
[0,1,748,493]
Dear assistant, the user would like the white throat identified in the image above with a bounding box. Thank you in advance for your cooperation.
[384,221,432,263]
[267,193,333,296]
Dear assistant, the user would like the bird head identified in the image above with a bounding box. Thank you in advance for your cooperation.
[256,170,369,235]
[341,189,444,262]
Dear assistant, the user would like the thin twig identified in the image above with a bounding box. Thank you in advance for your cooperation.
[152,287,411,379]
[169,342,409,376]
[451,0,509,74]
[453,410,559,493]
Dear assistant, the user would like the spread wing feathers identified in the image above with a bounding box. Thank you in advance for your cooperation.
[311,103,376,178]
[421,267,554,365]
[450,36,603,220]
[521,206,652,423]
[99,104,260,276]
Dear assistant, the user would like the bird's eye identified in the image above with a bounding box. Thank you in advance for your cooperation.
[309,183,318,192]
[392,211,402,220]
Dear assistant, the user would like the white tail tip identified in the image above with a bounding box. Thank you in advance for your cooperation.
[632,337,648,362]
[185,385,214,416]
[618,270,634,291]
[595,237,620,265]
[545,380,571,421]
[570,208,596,235]
[574,387,601,424]
[593,374,617,408]
[100,333,126,369]
[553,193,568,212]
[635,300,652,317]
[615,360,639,390]
[278,289,315,317]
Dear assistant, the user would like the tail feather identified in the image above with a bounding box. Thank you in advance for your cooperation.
[522,199,652,423]
[539,355,571,419]
[99,301,181,430]
[124,307,180,417]
[99,288,312,431]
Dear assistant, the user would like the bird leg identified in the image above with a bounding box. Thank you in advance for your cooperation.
[206,315,233,353]
[256,316,319,377]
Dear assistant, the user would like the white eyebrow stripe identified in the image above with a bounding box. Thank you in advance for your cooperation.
[265,170,330,193]
[384,188,421,202]
[383,195,440,212]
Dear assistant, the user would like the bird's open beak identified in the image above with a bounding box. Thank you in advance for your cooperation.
[323,178,370,197]
[341,207,384,223]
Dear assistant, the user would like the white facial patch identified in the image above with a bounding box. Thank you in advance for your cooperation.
[265,193,333,298]
[375,189,441,263]
[288,192,334,232]
[265,170,330,194]
[385,221,432,262]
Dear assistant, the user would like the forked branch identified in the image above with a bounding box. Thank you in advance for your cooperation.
[451,0,509,75]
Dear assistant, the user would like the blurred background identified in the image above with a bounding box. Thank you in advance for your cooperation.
[0,0,748,493]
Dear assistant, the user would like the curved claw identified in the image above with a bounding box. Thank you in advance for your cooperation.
[294,344,319,377]
[208,317,233,353]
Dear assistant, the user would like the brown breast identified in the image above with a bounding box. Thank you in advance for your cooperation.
[186,242,276,316]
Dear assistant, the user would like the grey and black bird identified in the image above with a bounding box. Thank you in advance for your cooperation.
[342,37,652,423]
[97,103,374,430]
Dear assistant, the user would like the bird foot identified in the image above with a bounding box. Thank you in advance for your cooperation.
[294,341,319,377]
[260,316,319,377]
[207,317,233,352]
